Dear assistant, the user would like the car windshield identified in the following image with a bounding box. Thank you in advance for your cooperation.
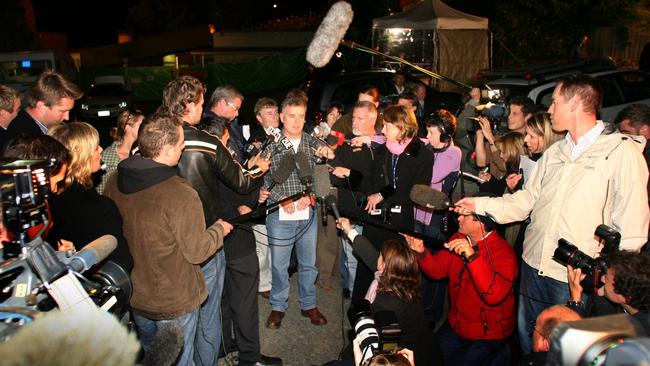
[87,84,127,97]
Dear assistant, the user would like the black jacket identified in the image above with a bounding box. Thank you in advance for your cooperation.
[330,134,378,214]
[5,110,43,145]
[177,124,263,226]
[374,138,433,231]
[48,181,133,273]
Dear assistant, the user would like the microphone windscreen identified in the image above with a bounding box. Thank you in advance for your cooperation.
[0,309,139,366]
[306,1,354,68]
[409,184,451,210]
[142,321,184,366]
[82,234,118,265]
[294,152,313,185]
[313,164,331,198]
[271,153,296,185]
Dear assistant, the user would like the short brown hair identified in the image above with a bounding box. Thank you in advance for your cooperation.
[161,76,205,117]
[557,74,602,115]
[111,109,144,142]
[138,113,183,159]
[377,240,420,303]
[24,70,82,108]
[254,97,278,116]
[383,105,418,142]
[3,135,70,191]
[0,84,20,112]
[280,95,307,112]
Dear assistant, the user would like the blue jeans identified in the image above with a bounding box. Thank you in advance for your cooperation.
[339,224,361,292]
[438,322,510,366]
[266,207,318,311]
[518,261,582,354]
[134,308,199,366]
[194,250,226,366]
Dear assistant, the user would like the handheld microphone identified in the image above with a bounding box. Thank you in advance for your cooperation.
[267,153,296,192]
[306,1,354,68]
[294,152,313,189]
[265,126,293,152]
[65,235,118,273]
[325,194,341,220]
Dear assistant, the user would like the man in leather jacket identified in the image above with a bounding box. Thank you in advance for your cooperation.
[159,76,269,366]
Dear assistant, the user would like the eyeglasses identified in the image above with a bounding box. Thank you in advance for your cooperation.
[226,101,240,111]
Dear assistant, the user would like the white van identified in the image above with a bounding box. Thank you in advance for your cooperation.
[0,50,77,93]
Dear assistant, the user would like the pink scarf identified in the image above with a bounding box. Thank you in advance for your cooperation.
[365,270,383,303]
[386,138,412,156]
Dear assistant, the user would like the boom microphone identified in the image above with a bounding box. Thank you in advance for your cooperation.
[409,184,452,210]
[306,1,354,68]
[267,153,296,191]
[65,234,118,273]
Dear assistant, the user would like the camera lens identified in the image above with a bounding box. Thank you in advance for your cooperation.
[553,239,579,266]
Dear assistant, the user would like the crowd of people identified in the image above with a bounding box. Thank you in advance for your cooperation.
[0,68,649,366]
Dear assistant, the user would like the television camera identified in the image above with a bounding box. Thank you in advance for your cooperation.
[0,160,131,341]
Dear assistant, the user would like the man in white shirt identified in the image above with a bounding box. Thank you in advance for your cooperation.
[453,74,649,354]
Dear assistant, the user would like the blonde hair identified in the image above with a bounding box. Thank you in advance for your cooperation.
[48,122,99,189]
[495,132,525,173]
[526,112,564,155]
[383,105,418,142]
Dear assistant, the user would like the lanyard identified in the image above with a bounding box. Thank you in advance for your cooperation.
[391,154,400,189]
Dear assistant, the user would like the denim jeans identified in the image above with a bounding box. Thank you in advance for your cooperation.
[339,224,361,292]
[134,308,199,366]
[253,224,272,292]
[438,322,510,366]
[266,207,318,311]
[194,250,226,366]
[517,261,582,354]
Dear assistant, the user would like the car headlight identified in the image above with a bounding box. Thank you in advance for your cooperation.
[118,101,128,108]
[81,103,89,111]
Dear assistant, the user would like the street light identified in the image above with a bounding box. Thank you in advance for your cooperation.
[273,4,277,23]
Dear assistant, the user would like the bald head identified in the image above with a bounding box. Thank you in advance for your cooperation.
[532,305,582,352]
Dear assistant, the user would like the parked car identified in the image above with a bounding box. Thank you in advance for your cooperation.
[485,68,650,122]
[78,76,132,120]
[303,69,464,120]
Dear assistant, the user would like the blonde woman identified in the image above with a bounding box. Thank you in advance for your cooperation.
[47,122,132,272]
[96,109,144,194]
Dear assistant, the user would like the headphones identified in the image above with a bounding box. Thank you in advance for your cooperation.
[438,119,451,143]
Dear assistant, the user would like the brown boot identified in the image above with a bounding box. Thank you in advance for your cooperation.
[300,307,327,325]
[266,310,285,329]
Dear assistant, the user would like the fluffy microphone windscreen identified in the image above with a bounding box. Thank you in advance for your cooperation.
[0,309,139,366]
[409,184,451,210]
[306,1,354,68]
[313,164,332,198]
[271,153,296,185]
[294,152,313,185]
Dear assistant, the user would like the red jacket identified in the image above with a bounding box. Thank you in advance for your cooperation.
[418,231,517,340]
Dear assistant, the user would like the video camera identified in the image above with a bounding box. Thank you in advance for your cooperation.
[347,299,401,365]
[553,224,621,295]
[548,313,650,366]
[0,160,131,340]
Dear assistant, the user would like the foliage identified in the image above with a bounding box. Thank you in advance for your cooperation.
[491,0,641,65]
[0,1,35,51]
